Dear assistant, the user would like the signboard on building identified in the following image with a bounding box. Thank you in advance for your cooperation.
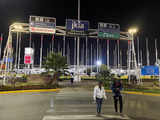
[24,48,34,64]
[66,19,89,36]
[141,66,159,75]
[98,22,120,39]
[29,16,56,34]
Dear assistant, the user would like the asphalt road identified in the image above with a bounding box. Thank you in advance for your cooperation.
[0,87,159,120]
[0,92,55,120]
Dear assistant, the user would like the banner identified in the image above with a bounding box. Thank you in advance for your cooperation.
[141,66,159,75]
[29,16,56,34]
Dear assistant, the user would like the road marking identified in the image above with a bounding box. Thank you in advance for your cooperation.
[42,114,130,120]
[106,90,160,97]
[0,89,60,94]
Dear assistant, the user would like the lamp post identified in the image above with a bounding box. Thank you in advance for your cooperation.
[76,0,80,82]
[128,28,138,84]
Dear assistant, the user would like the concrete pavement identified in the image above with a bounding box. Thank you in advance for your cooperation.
[43,87,132,120]
[0,84,160,120]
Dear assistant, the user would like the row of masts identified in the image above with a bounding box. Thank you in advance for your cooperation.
[0,33,158,70]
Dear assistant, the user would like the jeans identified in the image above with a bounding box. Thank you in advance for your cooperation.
[96,98,103,114]
[113,95,123,113]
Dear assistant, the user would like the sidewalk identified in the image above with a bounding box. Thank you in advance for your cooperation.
[43,87,132,120]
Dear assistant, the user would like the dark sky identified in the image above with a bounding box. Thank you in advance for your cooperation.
[0,0,160,66]
[0,0,160,35]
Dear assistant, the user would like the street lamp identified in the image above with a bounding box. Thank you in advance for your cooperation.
[128,28,139,84]
[97,60,102,66]
[97,60,102,73]
[128,28,138,35]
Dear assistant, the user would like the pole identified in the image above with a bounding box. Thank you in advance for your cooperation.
[18,33,21,70]
[128,40,131,84]
[76,0,80,82]
[140,50,143,66]
[86,36,88,72]
[114,46,117,68]
[63,36,65,56]
[78,0,80,21]
[52,34,54,52]
[155,39,158,65]
[0,34,3,60]
[97,38,99,73]
[57,40,60,53]
[146,38,149,66]
[29,32,32,48]
[120,50,122,68]
[40,35,43,68]
[107,40,109,68]
[91,42,93,73]
[74,37,76,66]
[131,34,139,84]
[117,40,120,69]
[77,37,80,81]
[32,41,34,69]
[15,32,19,69]
[67,41,70,65]
[50,43,52,53]
[137,36,140,67]
[99,40,101,64]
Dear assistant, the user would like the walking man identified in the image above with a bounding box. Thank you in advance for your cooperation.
[111,79,123,114]
[93,81,107,116]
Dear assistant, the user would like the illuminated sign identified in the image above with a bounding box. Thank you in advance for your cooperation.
[29,16,56,34]
[98,22,120,39]
[66,19,89,36]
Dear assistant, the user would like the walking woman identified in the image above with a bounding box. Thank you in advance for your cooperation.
[93,81,107,116]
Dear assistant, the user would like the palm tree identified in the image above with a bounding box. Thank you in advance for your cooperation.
[44,52,68,85]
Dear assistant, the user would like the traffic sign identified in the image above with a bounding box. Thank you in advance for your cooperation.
[29,16,56,34]
[66,19,89,36]
[98,22,120,39]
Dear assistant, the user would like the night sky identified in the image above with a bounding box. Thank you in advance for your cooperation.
[0,0,160,66]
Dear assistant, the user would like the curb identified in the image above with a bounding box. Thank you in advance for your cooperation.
[105,90,160,97]
[0,88,60,94]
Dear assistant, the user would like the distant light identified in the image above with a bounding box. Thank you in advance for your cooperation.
[97,60,102,66]
[128,28,138,34]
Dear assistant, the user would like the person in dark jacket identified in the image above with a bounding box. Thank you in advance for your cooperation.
[111,79,123,114]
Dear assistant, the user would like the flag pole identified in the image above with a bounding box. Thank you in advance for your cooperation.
[0,34,3,60]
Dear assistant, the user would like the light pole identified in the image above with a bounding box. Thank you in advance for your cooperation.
[40,35,43,68]
[158,59,160,87]
[76,0,80,82]
[128,28,138,84]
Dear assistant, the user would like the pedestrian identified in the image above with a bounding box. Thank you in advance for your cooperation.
[93,81,107,116]
[111,79,123,114]
[70,73,74,85]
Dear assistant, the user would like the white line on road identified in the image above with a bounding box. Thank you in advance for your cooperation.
[42,114,130,120]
